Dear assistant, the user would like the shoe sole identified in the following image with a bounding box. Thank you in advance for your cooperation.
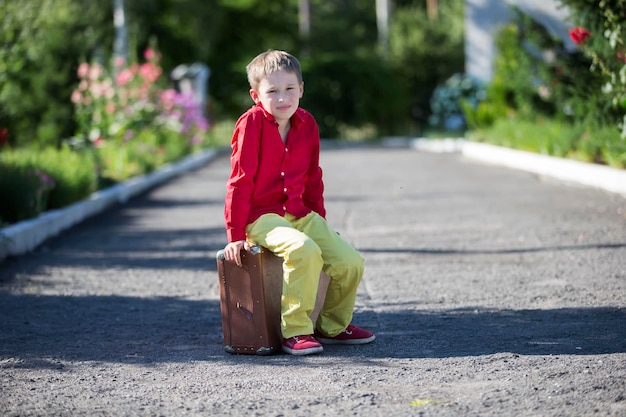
[316,335,376,345]
[282,345,324,356]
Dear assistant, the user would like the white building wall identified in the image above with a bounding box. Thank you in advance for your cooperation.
[465,0,574,82]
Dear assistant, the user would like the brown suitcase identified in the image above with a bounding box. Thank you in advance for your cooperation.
[216,246,329,355]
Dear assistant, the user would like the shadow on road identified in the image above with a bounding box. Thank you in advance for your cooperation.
[1,292,623,369]
[360,306,626,358]
[0,197,228,283]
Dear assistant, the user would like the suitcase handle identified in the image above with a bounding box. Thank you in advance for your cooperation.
[216,245,261,260]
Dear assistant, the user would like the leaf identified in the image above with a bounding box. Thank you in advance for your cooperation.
[409,398,440,407]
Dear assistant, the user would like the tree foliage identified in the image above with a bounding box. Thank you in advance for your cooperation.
[389,1,465,128]
[1,0,466,145]
[0,0,111,147]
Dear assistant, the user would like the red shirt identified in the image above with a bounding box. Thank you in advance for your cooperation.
[224,104,325,242]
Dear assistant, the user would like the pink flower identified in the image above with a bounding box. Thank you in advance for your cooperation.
[139,63,153,80]
[71,90,83,104]
[114,56,126,67]
[569,27,591,45]
[105,103,116,114]
[77,63,90,78]
[116,68,134,86]
[90,83,103,98]
[88,64,103,81]
[139,63,161,83]
[144,48,155,60]
[103,82,115,99]
[160,89,177,109]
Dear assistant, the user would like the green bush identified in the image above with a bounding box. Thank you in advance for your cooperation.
[38,147,98,209]
[466,6,625,169]
[469,118,579,155]
[0,147,98,216]
[91,128,198,185]
[0,1,110,148]
[478,10,607,125]
[0,131,198,227]
[95,141,154,184]
[70,46,212,183]
[429,73,486,132]
[557,0,626,137]
[0,160,54,225]
[469,117,625,169]
[302,54,408,139]
[388,2,465,131]
[206,119,235,148]
[574,124,626,168]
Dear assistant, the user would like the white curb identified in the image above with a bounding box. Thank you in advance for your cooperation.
[410,138,626,198]
[461,142,626,197]
[410,138,466,153]
[0,148,221,261]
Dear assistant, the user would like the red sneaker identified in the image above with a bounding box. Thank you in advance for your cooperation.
[282,335,324,356]
[315,324,376,345]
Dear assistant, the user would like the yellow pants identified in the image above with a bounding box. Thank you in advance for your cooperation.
[246,212,364,339]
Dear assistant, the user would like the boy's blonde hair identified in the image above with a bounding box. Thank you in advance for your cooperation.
[246,50,303,91]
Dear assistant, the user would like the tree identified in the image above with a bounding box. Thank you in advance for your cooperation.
[376,0,391,57]
[388,1,465,129]
[0,0,111,147]
[426,0,438,20]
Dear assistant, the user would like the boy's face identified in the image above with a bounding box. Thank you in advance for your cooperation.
[250,69,303,125]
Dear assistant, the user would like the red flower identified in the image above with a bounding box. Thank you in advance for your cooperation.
[569,27,591,45]
[0,128,8,147]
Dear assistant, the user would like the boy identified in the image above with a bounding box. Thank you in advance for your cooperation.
[223,50,375,356]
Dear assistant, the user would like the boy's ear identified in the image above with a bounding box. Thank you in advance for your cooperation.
[249,89,259,103]
[299,82,304,98]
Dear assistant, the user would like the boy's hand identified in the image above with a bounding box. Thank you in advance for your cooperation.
[224,240,251,267]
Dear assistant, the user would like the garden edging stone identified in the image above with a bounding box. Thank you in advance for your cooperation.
[407,138,626,197]
[0,148,221,261]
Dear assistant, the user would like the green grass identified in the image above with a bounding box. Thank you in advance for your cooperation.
[207,119,236,147]
[468,118,625,169]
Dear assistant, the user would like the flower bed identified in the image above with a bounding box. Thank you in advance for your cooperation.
[1,47,216,228]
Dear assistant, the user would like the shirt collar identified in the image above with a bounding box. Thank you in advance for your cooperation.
[256,102,303,127]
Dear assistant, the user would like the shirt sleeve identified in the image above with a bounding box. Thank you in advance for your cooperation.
[302,118,326,219]
[224,113,260,242]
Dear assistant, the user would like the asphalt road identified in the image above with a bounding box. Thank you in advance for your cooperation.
[1,145,625,416]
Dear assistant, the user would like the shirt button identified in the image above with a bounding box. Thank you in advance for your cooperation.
[283,187,287,192]
[282,206,286,211]
[280,172,285,177]
[285,148,288,152]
